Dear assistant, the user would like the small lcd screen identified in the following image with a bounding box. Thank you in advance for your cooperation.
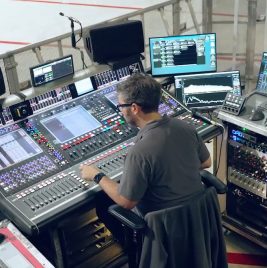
[41,106,101,143]
[0,129,42,170]
[149,33,216,77]
[103,84,119,107]
[175,70,241,110]
[74,77,94,96]
[256,52,267,91]
[30,55,74,87]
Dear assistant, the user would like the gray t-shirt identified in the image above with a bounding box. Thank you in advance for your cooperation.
[118,115,210,215]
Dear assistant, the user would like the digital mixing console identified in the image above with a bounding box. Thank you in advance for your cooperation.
[0,68,221,235]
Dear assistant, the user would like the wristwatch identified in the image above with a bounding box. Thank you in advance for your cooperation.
[93,172,106,184]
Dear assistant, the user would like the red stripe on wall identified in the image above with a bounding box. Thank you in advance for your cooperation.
[213,12,248,18]
[15,0,142,10]
[228,252,267,266]
[0,40,31,45]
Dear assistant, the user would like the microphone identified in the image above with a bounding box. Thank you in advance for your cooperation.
[59,12,76,48]
[70,20,76,48]
[59,12,77,23]
[59,12,87,68]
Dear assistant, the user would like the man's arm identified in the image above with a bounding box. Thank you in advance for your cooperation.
[200,156,211,169]
[80,164,138,209]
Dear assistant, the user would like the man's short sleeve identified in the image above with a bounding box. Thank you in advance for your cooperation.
[118,148,150,201]
[196,131,210,163]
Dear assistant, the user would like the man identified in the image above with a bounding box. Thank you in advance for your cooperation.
[80,73,211,239]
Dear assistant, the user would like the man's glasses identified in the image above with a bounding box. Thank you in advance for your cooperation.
[116,103,133,111]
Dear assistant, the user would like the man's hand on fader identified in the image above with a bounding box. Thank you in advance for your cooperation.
[80,164,101,181]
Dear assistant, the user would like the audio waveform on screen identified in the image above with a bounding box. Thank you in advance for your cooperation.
[184,84,233,94]
[184,96,224,106]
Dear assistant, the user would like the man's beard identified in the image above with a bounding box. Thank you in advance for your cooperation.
[124,113,137,127]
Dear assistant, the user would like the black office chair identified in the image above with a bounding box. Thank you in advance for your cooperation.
[108,170,228,268]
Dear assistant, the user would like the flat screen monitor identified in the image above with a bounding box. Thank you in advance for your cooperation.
[174,70,242,110]
[256,52,267,91]
[30,55,74,87]
[149,33,216,77]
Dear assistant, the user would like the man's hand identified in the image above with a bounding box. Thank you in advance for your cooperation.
[80,164,101,181]
[80,164,138,209]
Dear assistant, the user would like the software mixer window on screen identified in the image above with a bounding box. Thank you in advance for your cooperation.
[149,33,216,76]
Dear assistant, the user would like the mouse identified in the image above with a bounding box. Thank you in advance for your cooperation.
[249,108,265,121]
[0,233,6,244]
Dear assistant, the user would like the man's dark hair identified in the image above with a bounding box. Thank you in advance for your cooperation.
[117,73,162,113]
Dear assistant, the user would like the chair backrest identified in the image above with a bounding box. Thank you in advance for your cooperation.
[139,187,228,268]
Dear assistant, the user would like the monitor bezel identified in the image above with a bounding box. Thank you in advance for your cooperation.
[255,52,267,90]
[30,55,74,87]
[149,33,217,77]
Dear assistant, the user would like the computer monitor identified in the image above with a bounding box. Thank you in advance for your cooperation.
[256,52,267,91]
[174,70,242,110]
[149,33,216,77]
[30,55,74,87]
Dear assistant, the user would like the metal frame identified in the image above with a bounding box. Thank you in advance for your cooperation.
[1,0,263,94]
[245,0,257,82]
[202,0,260,92]
[1,0,180,94]
[1,0,212,95]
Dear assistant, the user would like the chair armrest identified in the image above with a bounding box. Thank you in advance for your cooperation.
[200,170,227,194]
[108,204,146,231]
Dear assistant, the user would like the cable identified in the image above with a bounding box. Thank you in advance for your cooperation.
[215,131,224,176]
[75,20,83,44]
[207,111,212,120]
[76,47,88,69]
[14,92,27,101]
[0,98,4,113]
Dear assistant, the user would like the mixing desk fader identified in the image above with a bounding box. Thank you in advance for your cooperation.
[0,71,222,235]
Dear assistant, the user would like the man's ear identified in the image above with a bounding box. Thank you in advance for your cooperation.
[131,103,141,114]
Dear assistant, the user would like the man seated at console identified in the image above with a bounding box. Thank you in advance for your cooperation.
[80,73,211,243]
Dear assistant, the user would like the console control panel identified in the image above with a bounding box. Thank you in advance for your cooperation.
[0,67,220,235]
